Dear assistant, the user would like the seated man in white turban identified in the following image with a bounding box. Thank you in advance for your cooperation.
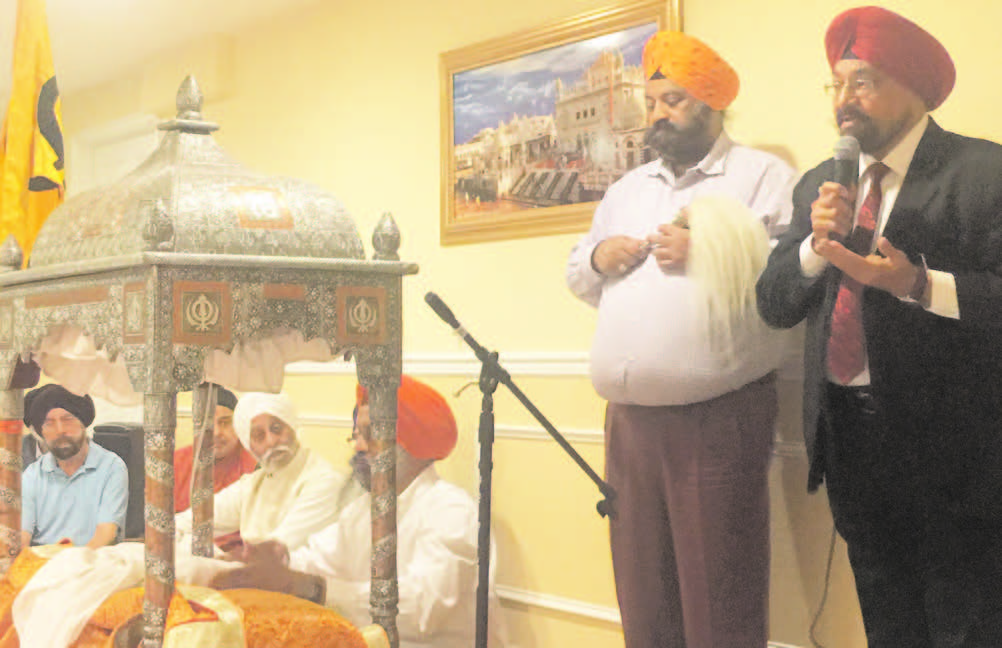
[213,375,507,648]
[176,392,346,553]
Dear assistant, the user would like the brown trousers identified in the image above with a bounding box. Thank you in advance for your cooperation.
[606,373,777,648]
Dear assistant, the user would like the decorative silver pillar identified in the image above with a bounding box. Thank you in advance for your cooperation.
[366,378,400,648]
[0,389,23,573]
[190,382,215,557]
[143,391,177,648]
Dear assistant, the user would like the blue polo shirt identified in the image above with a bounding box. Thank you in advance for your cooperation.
[21,441,129,546]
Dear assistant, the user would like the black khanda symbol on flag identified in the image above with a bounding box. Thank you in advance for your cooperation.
[27,75,64,192]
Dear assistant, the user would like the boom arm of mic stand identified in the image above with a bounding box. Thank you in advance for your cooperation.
[497,370,617,519]
[454,330,615,518]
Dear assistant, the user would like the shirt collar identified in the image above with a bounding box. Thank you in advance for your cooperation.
[647,130,734,182]
[860,113,928,179]
[40,452,57,472]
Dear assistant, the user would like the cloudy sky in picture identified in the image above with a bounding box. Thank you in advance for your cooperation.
[452,23,657,146]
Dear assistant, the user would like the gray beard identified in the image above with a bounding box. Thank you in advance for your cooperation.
[350,451,371,491]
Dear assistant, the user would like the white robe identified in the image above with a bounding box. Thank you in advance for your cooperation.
[290,466,507,648]
[177,447,345,552]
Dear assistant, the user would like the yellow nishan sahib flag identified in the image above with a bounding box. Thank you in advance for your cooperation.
[0,0,65,265]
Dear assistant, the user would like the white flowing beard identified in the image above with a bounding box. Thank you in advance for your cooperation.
[685,195,772,359]
[259,442,298,470]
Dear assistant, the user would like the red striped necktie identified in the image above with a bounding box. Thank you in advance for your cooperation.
[827,162,890,383]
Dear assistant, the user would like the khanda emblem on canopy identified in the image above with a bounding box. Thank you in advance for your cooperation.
[185,294,221,332]
[348,296,378,334]
[27,76,64,194]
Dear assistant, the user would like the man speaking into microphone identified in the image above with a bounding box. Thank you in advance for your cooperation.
[757,6,1002,646]
[566,30,794,648]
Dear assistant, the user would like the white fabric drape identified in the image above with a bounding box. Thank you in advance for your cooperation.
[35,325,140,405]
[13,543,146,647]
[33,325,337,405]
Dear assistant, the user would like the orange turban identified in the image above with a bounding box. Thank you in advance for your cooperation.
[641,31,739,111]
[356,375,458,460]
[825,6,955,110]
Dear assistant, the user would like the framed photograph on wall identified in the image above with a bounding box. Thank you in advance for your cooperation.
[439,0,680,245]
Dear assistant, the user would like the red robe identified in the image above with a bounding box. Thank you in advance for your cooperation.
[173,444,258,513]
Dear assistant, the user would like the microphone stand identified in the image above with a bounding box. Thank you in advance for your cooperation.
[424,293,615,648]
[475,351,499,648]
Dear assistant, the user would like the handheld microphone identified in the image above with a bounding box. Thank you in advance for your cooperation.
[833,135,860,191]
[830,135,860,244]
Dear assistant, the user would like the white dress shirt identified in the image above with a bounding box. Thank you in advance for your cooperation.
[290,466,506,648]
[567,131,796,405]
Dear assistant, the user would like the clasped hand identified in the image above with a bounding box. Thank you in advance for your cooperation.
[212,539,295,592]
[647,222,689,270]
[811,182,920,297]
[594,224,689,276]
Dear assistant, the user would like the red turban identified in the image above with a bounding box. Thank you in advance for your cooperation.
[825,6,955,110]
[642,31,739,111]
[356,375,457,460]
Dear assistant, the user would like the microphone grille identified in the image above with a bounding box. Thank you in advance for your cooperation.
[834,135,860,161]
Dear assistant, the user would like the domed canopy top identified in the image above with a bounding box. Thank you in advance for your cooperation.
[29,76,365,268]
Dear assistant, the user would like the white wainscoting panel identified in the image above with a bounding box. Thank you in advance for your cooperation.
[495,584,621,625]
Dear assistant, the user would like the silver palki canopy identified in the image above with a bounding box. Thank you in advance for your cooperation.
[0,76,412,648]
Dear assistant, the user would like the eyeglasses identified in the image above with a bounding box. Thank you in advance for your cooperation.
[824,76,878,99]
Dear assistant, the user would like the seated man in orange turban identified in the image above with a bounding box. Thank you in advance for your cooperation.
[213,375,506,648]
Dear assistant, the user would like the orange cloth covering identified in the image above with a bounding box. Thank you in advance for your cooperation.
[0,546,368,648]
[72,587,220,648]
[0,547,218,648]
[224,589,366,648]
[641,31,739,111]
[173,443,258,513]
[355,375,458,460]
[0,546,48,647]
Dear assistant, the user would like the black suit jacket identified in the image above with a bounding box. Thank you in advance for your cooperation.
[756,119,1002,518]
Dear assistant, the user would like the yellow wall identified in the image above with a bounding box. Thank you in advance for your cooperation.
[58,1,1002,646]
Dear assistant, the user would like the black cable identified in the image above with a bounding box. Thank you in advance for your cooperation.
[808,524,838,648]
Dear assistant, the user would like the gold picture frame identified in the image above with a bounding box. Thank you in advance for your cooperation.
[440,0,680,245]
